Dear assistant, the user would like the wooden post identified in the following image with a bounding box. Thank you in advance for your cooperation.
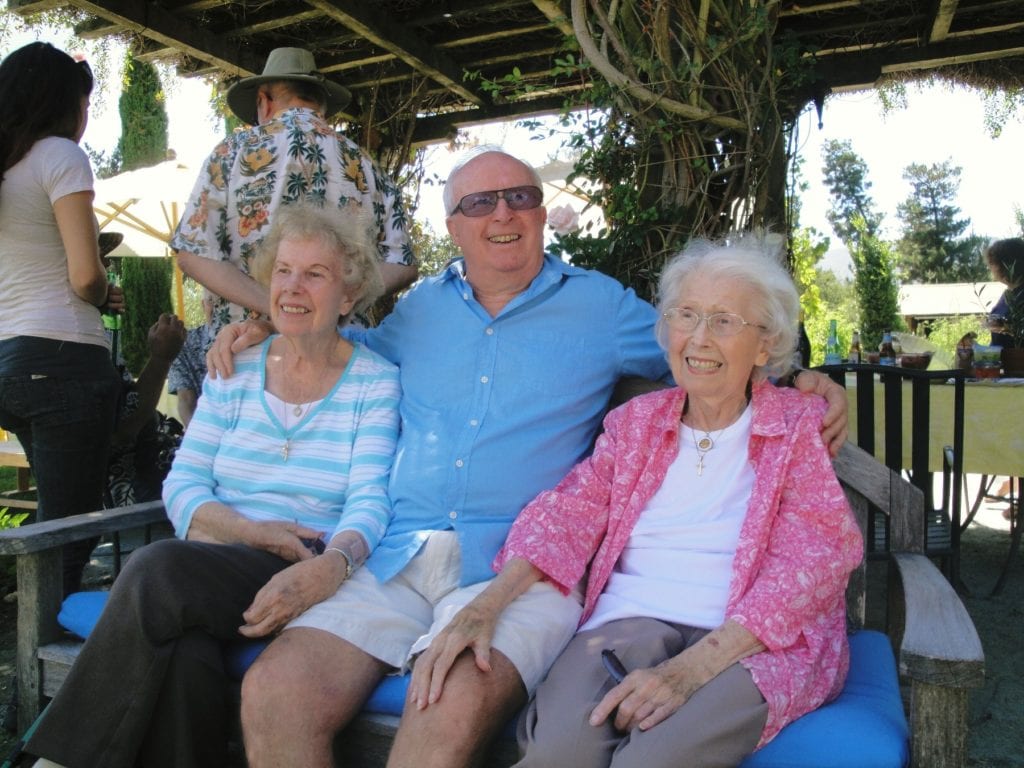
[16,549,63,733]
[910,683,969,768]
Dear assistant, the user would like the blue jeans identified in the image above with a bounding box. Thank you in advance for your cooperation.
[0,370,120,593]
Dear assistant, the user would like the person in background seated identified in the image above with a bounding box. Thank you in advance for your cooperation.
[207,149,851,768]
[24,203,400,768]
[982,238,1024,520]
[167,292,214,427]
[984,237,1024,351]
[105,312,186,507]
[412,236,863,768]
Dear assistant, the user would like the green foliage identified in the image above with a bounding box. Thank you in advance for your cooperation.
[804,267,858,365]
[895,161,989,283]
[820,139,883,245]
[790,226,829,319]
[495,3,803,301]
[115,49,168,172]
[980,85,1024,139]
[923,314,991,368]
[820,142,901,350]
[120,256,173,376]
[0,508,29,530]
[83,143,122,180]
[181,277,206,328]
[850,219,902,350]
[408,220,460,278]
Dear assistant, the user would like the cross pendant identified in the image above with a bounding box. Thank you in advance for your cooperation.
[281,441,290,461]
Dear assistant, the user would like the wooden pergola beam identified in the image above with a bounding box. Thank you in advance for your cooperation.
[302,0,487,106]
[931,0,961,43]
[57,0,262,76]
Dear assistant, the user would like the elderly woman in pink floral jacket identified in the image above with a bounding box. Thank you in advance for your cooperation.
[409,237,863,768]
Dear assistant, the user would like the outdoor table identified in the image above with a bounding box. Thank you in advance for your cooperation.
[0,431,35,510]
[844,375,1023,592]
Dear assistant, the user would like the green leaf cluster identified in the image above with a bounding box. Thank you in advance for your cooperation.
[120,256,173,376]
[895,161,989,283]
[116,49,168,173]
[851,219,902,350]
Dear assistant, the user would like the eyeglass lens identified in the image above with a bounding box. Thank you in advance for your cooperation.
[453,186,543,217]
[665,309,748,336]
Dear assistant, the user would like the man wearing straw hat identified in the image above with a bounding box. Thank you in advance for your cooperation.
[171,47,417,337]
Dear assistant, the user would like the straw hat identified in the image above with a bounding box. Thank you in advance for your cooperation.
[226,47,351,126]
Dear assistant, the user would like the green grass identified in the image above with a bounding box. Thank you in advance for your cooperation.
[0,467,19,495]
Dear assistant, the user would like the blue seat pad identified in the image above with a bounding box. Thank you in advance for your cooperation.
[60,593,908,766]
[740,630,909,768]
[57,592,407,715]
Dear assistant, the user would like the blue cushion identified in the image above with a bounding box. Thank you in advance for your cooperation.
[57,591,109,639]
[57,595,908,766]
[364,674,410,715]
[224,639,269,681]
[740,630,909,768]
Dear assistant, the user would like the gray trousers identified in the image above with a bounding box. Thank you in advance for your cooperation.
[25,538,289,768]
[515,617,768,768]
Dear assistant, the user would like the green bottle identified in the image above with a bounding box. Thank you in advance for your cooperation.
[824,319,841,365]
[101,269,122,331]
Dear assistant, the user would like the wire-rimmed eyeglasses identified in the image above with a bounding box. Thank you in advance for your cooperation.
[662,307,765,337]
[449,185,543,217]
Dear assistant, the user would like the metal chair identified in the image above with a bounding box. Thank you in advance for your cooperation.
[816,363,967,583]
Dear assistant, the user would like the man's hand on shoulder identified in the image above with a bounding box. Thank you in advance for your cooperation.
[793,370,848,457]
[206,319,274,379]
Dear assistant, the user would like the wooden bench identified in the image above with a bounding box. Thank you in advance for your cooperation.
[0,443,985,767]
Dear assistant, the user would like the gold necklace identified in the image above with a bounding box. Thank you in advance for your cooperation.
[689,424,723,476]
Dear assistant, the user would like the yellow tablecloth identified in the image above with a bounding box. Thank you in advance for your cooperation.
[845,377,1024,478]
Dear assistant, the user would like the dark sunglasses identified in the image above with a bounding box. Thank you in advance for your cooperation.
[449,185,544,217]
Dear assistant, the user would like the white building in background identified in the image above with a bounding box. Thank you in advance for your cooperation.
[898,281,1003,332]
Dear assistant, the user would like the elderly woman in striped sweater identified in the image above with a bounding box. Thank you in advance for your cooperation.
[27,203,400,768]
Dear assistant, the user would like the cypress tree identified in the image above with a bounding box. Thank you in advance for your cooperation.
[120,256,173,377]
[116,49,168,172]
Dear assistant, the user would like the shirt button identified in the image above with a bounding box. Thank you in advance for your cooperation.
[462,292,470,300]
[469,419,479,426]
[480,375,489,383]
[449,511,458,520]
[455,459,464,467]
[485,327,494,335]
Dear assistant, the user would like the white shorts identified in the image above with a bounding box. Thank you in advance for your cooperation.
[287,531,583,693]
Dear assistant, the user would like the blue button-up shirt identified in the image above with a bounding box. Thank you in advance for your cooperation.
[348,254,669,584]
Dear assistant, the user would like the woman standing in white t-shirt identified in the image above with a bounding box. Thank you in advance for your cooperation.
[0,42,123,595]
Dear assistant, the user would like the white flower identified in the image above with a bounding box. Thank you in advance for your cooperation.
[547,204,580,235]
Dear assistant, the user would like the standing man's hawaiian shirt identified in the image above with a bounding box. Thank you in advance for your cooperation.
[170,107,415,333]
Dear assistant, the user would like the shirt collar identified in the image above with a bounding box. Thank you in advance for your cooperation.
[441,252,586,285]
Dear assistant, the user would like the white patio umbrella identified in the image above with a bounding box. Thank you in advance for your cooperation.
[92,158,200,315]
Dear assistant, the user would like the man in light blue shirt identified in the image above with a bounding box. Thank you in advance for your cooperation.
[226,149,848,768]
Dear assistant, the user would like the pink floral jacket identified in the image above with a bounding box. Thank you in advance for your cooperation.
[495,382,863,746]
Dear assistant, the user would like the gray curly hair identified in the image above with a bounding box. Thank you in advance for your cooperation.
[655,234,799,381]
[250,202,384,319]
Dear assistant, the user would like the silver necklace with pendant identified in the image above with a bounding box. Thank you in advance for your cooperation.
[282,402,309,461]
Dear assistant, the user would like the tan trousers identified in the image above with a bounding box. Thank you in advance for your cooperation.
[515,617,768,768]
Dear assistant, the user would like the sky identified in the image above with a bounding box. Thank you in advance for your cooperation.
[7,26,1024,280]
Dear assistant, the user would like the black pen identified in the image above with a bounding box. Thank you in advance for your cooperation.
[601,648,628,684]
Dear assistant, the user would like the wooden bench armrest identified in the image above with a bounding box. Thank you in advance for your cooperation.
[891,552,984,768]
[0,500,168,556]
[891,553,984,688]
